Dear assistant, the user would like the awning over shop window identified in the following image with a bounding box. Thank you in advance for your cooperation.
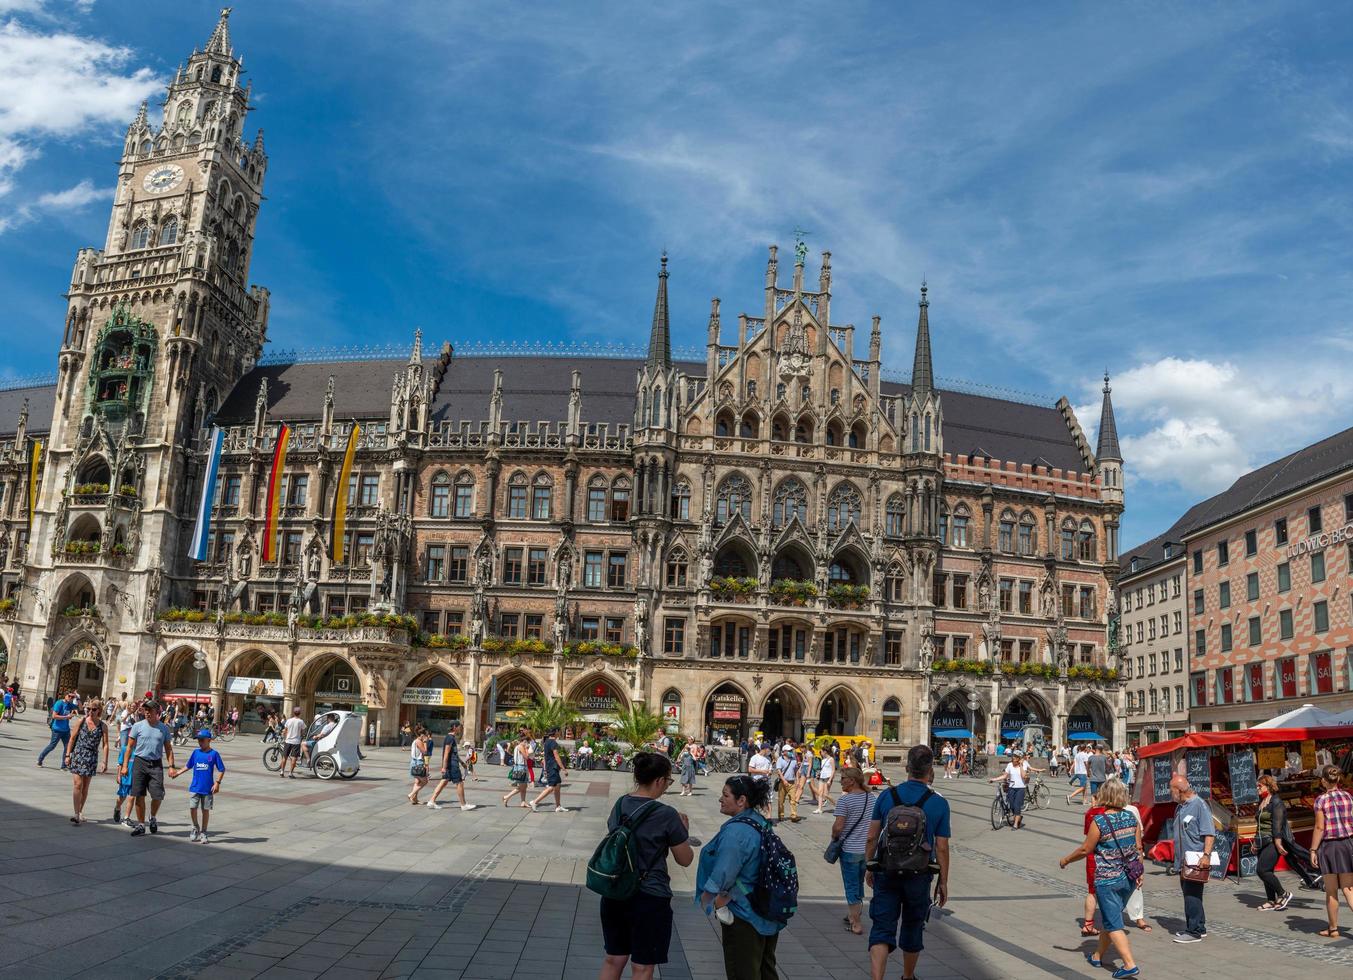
[1069,731,1107,741]
[932,728,973,739]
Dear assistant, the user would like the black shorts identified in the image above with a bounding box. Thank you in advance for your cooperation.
[543,771,562,787]
[282,743,302,759]
[440,767,463,784]
[130,758,165,801]
[600,892,673,966]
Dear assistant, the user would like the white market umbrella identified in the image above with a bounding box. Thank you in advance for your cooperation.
[1253,703,1347,728]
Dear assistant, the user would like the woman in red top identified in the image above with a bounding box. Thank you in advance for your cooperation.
[1311,765,1353,938]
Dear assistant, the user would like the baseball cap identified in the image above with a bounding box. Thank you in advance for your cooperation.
[196,728,213,740]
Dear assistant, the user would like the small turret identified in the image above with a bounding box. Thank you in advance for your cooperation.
[645,253,671,372]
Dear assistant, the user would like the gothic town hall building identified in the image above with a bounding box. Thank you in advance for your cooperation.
[0,11,1127,755]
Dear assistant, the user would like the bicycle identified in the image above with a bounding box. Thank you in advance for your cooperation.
[212,721,238,743]
[709,749,742,773]
[1029,774,1051,810]
[11,695,25,715]
[990,781,1014,830]
[970,756,989,779]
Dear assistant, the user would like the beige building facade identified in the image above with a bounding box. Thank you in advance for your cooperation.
[1117,534,1189,745]
[0,11,1127,754]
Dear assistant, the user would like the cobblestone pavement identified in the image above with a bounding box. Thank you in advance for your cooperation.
[2,715,1351,978]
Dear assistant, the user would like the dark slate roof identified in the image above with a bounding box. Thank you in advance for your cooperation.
[1118,523,1187,582]
[215,359,405,424]
[214,354,1090,472]
[0,383,56,438]
[1096,378,1122,461]
[1173,423,1353,539]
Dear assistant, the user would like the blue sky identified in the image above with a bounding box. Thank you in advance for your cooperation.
[2,0,1352,547]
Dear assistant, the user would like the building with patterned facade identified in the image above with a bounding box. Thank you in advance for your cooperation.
[0,11,1127,753]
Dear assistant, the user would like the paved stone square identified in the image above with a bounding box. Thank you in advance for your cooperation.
[2,716,1351,979]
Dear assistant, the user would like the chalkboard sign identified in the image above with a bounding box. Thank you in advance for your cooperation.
[1211,829,1235,881]
[1228,749,1259,806]
[1152,757,1175,803]
[1185,749,1211,799]
[1238,848,1258,879]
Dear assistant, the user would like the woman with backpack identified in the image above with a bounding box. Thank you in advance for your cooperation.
[831,768,872,935]
[1058,777,1142,978]
[595,752,693,980]
[697,774,787,980]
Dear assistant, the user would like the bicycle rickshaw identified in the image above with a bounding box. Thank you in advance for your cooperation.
[263,710,362,779]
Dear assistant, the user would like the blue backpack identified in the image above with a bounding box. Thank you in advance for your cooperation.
[732,815,798,925]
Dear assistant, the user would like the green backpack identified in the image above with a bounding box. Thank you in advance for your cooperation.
[586,798,659,900]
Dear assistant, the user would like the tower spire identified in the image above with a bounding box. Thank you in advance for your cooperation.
[205,8,233,56]
[911,281,934,393]
[1096,371,1122,462]
[645,252,671,372]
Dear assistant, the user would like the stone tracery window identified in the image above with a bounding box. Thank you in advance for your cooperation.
[714,474,752,526]
[670,481,691,520]
[130,223,150,250]
[827,483,862,533]
[666,548,689,588]
[429,471,450,518]
[158,216,178,246]
[1078,520,1097,562]
[1018,512,1037,556]
[998,508,1016,553]
[772,479,808,528]
[885,494,905,536]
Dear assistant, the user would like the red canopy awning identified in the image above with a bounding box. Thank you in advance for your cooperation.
[1136,725,1353,758]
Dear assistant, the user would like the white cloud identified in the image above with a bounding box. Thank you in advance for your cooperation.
[34,176,105,209]
[1076,355,1352,497]
[0,9,160,230]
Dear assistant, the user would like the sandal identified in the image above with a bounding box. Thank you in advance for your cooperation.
[1135,920,1152,931]
[1318,928,1341,938]
[1257,902,1277,911]
[1080,922,1100,937]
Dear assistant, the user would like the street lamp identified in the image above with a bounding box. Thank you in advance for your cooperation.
[193,647,207,725]
[966,692,979,778]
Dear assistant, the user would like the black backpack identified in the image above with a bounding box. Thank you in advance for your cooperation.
[876,785,935,875]
[731,815,799,924]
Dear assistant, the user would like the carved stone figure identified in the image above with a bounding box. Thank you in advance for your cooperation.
[143,565,162,627]
[919,622,935,670]
[633,594,650,654]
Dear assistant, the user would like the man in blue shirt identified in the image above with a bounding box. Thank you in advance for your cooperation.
[37,691,73,768]
[171,729,225,843]
[865,745,951,980]
[120,700,176,836]
[530,727,567,812]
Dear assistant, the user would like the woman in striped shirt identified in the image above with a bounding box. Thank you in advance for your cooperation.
[831,768,873,935]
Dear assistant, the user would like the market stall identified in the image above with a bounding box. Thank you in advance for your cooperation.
[1134,726,1353,876]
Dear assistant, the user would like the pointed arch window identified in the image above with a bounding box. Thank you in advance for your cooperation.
[911,413,920,452]
[924,412,932,451]
[670,481,691,521]
[505,471,528,519]
[158,216,178,246]
[1061,519,1077,560]
[772,479,808,528]
[1077,520,1097,562]
[176,101,193,125]
[453,472,475,518]
[130,223,150,250]
[666,548,689,588]
[998,509,1016,553]
[887,562,906,602]
[827,483,862,533]
[650,386,662,427]
[429,471,451,518]
[531,473,553,520]
[938,506,949,545]
[608,477,630,522]
[885,494,905,537]
[1018,512,1037,556]
[951,504,971,548]
[587,475,608,522]
[882,697,902,740]
[715,474,752,526]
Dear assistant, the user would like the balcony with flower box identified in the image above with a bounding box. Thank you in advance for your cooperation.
[156,608,415,648]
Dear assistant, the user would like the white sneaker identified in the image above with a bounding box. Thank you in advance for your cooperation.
[189,830,201,843]
[813,808,822,814]
[426,801,443,810]
[528,802,538,812]
[462,803,479,811]
[554,806,567,813]
[198,832,208,844]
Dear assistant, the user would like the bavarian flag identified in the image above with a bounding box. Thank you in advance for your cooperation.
[331,423,360,563]
[261,423,290,563]
[187,426,224,560]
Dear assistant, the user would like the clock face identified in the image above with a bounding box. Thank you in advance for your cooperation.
[143,164,184,194]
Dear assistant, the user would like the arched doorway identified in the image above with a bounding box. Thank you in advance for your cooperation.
[158,646,210,713]
[760,685,805,741]
[484,671,544,732]
[223,650,284,732]
[570,675,627,738]
[56,639,105,699]
[1000,692,1052,755]
[704,682,748,744]
[399,669,464,737]
[1068,693,1115,749]
[303,655,362,716]
[817,687,862,735]
[931,688,987,752]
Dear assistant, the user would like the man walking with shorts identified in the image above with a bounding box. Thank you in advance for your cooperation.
[1067,744,1091,805]
[426,721,478,811]
[120,700,175,836]
[530,727,567,812]
[281,707,306,778]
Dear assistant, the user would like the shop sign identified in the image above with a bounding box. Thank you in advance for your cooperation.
[580,682,619,714]
[711,691,744,720]
[663,703,681,733]
[1278,658,1297,699]
[315,690,358,702]
[932,712,967,731]
[1301,739,1317,770]
[1312,652,1334,695]
[1284,521,1353,560]
[227,676,283,697]
[354,704,368,715]
[401,686,465,707]
[1067,715,1095,734]
[498,681,538,707]
[1257,745,1286,769]
[1220,668,1235,704]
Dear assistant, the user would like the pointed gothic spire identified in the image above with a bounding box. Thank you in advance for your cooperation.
[129,100,149,134]
[410,327,423,365]
[1096,371,1122,462]
[253,128,266,154]
[645,252,671,372]
[206,7,233,57]
[911,281,934,393]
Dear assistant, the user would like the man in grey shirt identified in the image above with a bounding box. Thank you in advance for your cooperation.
[1169,774,1215,943]
[1086,745,1109,796]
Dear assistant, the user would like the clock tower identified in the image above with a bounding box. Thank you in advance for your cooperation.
[15,8,270,698]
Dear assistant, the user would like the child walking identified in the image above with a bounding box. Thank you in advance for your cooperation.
[171,728,225,842]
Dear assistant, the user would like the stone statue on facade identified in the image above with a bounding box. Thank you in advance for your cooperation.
[634,594,649,655]
[919,621,936,670]
[143,564,162,628]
